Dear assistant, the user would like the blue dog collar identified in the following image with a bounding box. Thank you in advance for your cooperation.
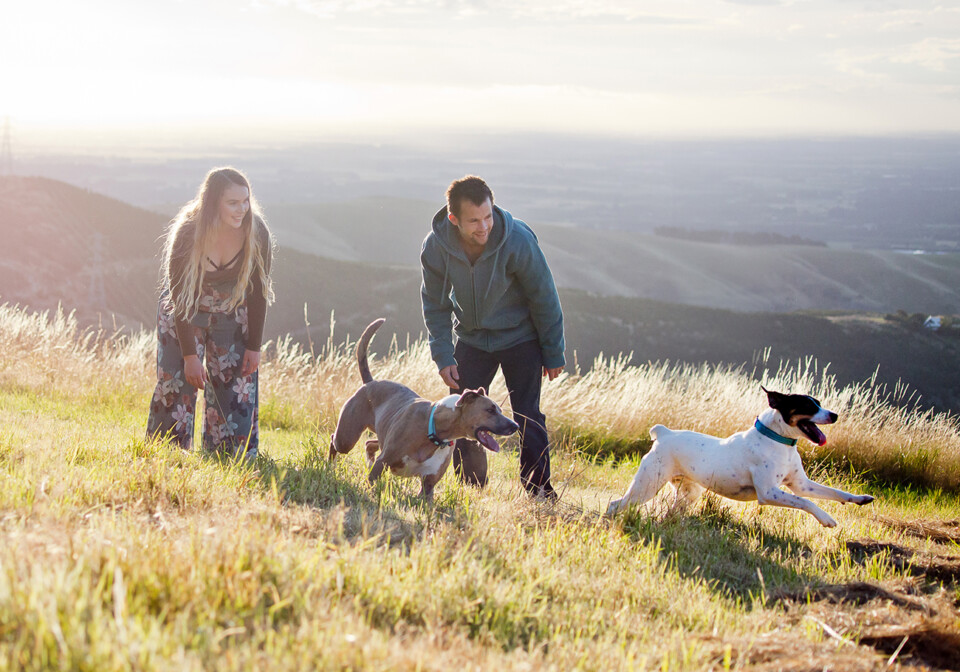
[428,403,455,448]
[754,418,798,447]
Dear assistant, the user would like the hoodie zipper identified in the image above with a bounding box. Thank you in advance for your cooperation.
[470,261,481,345]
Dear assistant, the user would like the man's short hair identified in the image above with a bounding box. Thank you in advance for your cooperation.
[446,175,494,218]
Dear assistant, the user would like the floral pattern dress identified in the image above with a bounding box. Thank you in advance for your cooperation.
[146,278,260,459]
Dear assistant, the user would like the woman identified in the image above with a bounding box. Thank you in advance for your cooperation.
[147,167,274,459]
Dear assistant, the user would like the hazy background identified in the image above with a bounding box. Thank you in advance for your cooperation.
[4,0,960,136]
[2,0,960,410]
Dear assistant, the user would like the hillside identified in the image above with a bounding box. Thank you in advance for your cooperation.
[0,176,166,328]
[4,177,960,413]
[1,302,959,671]
[266,197,960,314]
[0,178,425,339]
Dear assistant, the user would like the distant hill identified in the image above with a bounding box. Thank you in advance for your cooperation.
[265,197,960,314]
[0,177,425,341]
[0,176,165,328]
[3,176,960,413]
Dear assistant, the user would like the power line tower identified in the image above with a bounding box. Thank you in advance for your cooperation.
[0,116,12,176]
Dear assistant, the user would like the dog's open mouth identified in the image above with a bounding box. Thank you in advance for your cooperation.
[475,429,502,453]
[797,419,827,446]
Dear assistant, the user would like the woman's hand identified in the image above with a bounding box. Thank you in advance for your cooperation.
[241,349,261,378]
[183,354,208,390]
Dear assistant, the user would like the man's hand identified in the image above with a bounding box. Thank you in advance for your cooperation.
[183,354,208,390]
[439,364,460,389]
[543,366,563,381]
[241,349,261,378]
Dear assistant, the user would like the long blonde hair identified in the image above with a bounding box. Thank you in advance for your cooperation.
[161,167,274,319]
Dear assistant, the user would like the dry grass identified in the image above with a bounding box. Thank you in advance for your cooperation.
[5,304,959,492]
[1,303,959,671]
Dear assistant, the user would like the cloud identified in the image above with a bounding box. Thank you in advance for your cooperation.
[891,37,960,72]
[257,0,701,24]
[720,0,785,6]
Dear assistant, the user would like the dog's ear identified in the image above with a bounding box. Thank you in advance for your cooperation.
[455,389,482,407]
[763,386,787,409]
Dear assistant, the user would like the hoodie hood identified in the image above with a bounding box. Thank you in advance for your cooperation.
[431,205,513,261]
[420,203,565,371]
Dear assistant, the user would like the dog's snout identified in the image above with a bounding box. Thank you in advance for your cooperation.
[811,408,838,424]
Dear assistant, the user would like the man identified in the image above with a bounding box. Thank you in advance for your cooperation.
[420,175,565,497]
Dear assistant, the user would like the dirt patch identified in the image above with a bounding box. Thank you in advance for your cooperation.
[768,578,960,671]
[847,539,960,585]
[875,515,960,545]
[786,580,933,612]
[859,624,960,671]
[703,636,891,672]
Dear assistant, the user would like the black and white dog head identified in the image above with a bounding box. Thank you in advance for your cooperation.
[762,386,838,446]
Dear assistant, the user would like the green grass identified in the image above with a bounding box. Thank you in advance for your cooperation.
[2,383,959,671]
[1,305,960,670]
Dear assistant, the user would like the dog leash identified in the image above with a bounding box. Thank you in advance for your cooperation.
[427,403,456,448]
[754,418,797,446]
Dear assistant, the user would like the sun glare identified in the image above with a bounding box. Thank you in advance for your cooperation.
[2,0,960,139]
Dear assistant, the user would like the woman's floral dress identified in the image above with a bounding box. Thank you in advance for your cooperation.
[146,278,260,459]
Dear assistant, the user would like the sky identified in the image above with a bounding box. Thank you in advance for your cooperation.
[2,0,960,141]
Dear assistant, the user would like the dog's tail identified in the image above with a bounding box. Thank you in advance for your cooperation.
[649,424,670,441]
[357,318,385,384]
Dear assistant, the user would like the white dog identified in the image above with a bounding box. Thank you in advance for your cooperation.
[606,388,874,527]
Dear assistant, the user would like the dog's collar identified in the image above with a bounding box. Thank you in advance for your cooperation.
[754,418,798,447]
[428,403,455,448]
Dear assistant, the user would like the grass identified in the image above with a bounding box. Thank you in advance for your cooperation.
[1,304,959,670]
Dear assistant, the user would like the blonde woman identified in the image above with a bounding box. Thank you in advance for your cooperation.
[147,167,274,459]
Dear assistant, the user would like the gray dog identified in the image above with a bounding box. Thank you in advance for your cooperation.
[329,318,519,500]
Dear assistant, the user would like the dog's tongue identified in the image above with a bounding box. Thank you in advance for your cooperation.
[476,430,501,453]
[798,420,827,446]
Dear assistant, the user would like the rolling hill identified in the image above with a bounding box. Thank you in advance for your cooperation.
[265,198,960,314]
[3,176,960,412]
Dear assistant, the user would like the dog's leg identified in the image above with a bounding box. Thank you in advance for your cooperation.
[673,478,705,509]
[419,474,440,502]
[419,448,452,502]
[785,476,874,506]
[364,439,380,467]
[754,483,838,527]
[329,391,373,461]
[368,457,386,484]
[606,450,673,516]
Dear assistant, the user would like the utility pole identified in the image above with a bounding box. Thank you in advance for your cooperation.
[0,117,13,176]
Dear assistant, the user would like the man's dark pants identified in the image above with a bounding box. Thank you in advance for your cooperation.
[451,339,553,494]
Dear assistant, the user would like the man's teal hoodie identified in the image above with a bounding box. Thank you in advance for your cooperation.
[420,205,565,371]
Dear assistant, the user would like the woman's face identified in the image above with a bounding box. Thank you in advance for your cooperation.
[218,182,250,229]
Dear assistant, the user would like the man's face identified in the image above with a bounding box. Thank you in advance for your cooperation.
[450,198,494,251]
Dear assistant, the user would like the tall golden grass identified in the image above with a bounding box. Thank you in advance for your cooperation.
[4,303,956,491]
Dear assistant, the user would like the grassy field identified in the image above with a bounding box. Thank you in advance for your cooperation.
[1,304,959,671]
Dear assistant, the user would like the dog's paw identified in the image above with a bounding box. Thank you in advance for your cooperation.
[854,494,875,506]
[819,515,838,528]
[605,501,621,518]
